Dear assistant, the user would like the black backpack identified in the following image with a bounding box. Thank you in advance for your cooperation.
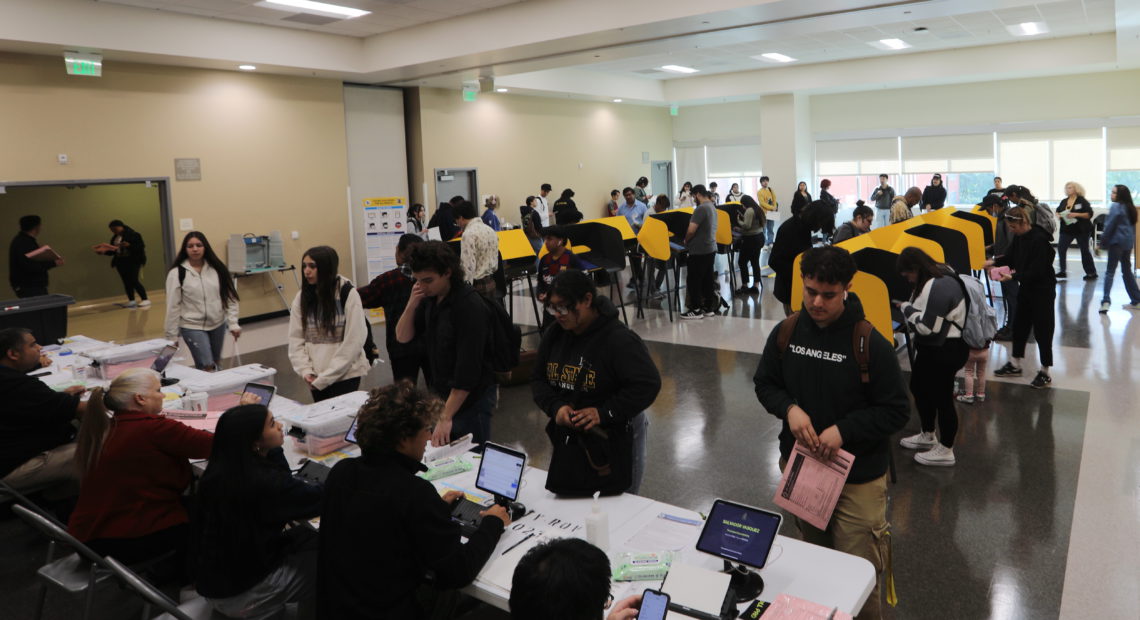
[340,282,380,365]
[482,294,521,372]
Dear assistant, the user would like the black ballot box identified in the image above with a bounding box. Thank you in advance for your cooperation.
[0,295,75,345]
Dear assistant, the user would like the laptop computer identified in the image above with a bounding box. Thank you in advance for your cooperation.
[450,442,526,536]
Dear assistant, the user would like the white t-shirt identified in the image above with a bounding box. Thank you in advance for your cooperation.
[535,195,551,227]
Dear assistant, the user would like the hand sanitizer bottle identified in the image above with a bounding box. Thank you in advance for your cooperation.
[585,491,609,551]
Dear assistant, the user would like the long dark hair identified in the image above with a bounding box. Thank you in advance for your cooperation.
[1114,185,1138,225]
[897,247,945,301]
[199,404,270,506]
[300,246,340,336]
[740,194,764,224]
[171,232,239,308]
[801,200,836,235]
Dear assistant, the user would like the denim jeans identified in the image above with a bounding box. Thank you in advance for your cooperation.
[1103,245,1140,304]
[180,324,227,370]
[873,209,891,230]
[764,219,776,245]
[627,412,649,495]
[1057,230,1096,276]
[451,384,497,447]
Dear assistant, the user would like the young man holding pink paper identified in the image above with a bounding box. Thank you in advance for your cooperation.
[753,246,909,620]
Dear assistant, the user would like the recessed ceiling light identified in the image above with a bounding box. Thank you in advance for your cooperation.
[755,53,797,63]
[257,0,370,19]
[238,64,257,71]
[1007,21,1048,36]
[613,99,623,103]
[869,38,911,50]
[496,88,508,93]
[659,64,699,74]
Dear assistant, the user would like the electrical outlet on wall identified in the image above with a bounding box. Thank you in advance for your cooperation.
[291,231,300,240]
[179,218,193,231]
[57,154,69,165]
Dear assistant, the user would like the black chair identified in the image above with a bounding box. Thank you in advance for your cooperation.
[562,222,631,325]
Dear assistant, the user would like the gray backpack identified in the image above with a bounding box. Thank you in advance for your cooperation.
[1029,202,1057,238]
[951,273,998,349]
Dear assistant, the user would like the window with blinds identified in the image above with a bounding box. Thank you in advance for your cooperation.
[997,129,1104,202]
[706,144,762,176]
[902,134,994,174]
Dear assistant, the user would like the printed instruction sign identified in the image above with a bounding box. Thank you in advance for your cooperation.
[362,197,408,317]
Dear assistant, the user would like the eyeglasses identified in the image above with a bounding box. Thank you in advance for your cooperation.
[603,594,614,609]
[545,304,571,317]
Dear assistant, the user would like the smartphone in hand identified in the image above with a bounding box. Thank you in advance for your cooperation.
[637,589,670,620]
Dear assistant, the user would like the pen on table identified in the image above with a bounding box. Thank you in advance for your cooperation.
[827,607,837,620]
[501,533,534,556]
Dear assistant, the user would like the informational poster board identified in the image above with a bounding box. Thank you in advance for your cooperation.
[362,197,407,318]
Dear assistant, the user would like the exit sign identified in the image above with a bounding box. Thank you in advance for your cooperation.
[64,52,102,77]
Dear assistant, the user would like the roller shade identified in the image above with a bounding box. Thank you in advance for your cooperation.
[706,143,762,176]
[902,134,994,173]
[674,146,707,189]
[816,138,899,175]
[1108,126,1140,170]
[998,128,1103,201]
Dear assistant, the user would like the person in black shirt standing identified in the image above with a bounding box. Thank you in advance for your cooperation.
[317,382,509,619]
[95,219,149,308]
[195,404,323,618]
[427,196,462,241]
[396,241,494,447]
[553,188,583,225]
[9,215,63,298]
[1054,181,1097,280]
[357,234,429,386]
[0,327,86,493]
[922,174,948,211]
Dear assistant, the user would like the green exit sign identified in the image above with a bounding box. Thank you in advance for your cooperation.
[64,52,103,77]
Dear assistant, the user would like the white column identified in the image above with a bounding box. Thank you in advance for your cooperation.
[759,93,813,218]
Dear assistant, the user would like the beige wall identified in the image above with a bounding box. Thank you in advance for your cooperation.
[411,88,674,224]
[0,52,350,317]
[811,69,1140,134]
[671,100,762,145]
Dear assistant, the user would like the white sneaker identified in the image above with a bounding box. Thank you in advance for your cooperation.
[125,300,138,308]
[915,444,956,467]
[680,310,704,320]
[955,394,974,404]
[1123,303,1140,311]
[1099,301,1110,314]
[138,299,151,308]
[974,394,986,402]
[900,431,938,450]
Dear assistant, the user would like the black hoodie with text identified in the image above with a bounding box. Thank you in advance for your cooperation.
[753,294,909,483]
[531,296,661,428]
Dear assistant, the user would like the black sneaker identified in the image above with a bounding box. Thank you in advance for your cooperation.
[1030,371,1052,389]
[994,362,1022,377]
[680,310,704,320]
[994,327,1012,341]
[1056,272,1067,280]
[1083,273,1099,281]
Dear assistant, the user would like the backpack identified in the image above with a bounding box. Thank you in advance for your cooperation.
[949,273,998,349]
[482,294,521,373]
[1028,202,1058,237]
[776,312,874,383]
[340,282,380,365]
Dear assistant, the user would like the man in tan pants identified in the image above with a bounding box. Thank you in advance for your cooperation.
[754,246,909,620]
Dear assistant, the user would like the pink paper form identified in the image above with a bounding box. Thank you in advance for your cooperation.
[773,442,854,531]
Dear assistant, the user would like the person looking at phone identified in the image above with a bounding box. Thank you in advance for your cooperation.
[752,246,909,620]
[318,381,508,618]
[510,538,643,620]
[396,241,494,447]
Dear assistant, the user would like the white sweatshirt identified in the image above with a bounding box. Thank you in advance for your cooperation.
[288,276,370,391]
[164,261,240,340]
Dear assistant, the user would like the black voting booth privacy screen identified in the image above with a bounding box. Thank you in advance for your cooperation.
[561,222,626,272]
[0,295,75,346]
[905,224,971,275]
[950,210,994,247]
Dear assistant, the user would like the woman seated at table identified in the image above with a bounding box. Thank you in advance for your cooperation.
[317,381,511,619]
[195,403,323,619]
[68,368,214,568]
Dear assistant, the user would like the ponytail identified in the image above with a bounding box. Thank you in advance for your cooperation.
[74,368,160,477]
[75,387,113,477]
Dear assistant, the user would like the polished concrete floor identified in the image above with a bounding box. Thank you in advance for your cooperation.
[3,258,1140,619]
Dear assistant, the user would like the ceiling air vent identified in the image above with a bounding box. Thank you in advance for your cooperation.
[282,13,343,25]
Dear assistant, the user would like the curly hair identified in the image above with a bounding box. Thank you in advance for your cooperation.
[354,380,443,454]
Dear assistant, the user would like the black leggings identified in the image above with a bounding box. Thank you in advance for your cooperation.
[311,377,361,402]
[686,253,716,312]
[910,339,969,447]
[738,235,763,285]
[1012,285,1055,367]
[115,262,148,301]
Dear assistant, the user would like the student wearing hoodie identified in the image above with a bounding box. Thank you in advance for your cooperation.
[753,245,909,620]
[832,202,873,244]
[164,232,240,371]
[531,270,661,495]
[288,246,370,402]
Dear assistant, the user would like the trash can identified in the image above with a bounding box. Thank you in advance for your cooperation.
[0,294,75,345]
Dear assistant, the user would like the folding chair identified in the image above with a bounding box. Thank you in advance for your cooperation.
[102,557,217,620]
